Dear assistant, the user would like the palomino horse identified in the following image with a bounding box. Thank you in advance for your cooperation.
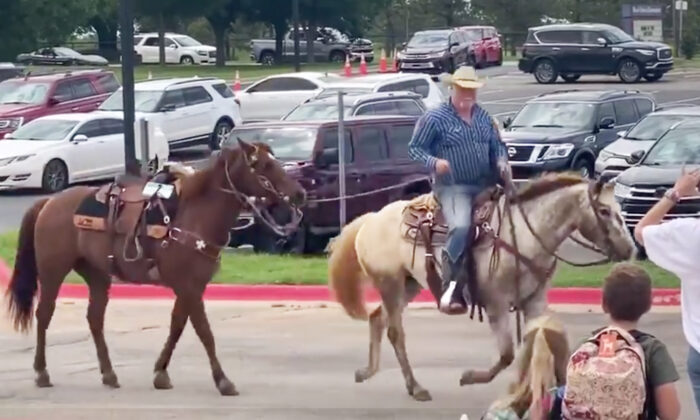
[5,140,306,395]
[328,174,634,401]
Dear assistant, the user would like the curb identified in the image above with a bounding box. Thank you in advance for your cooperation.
[0,258,680,305]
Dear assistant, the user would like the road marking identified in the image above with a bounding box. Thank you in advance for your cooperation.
[660,96,700,105]
[478,89,505,95]
[483,94,538,104]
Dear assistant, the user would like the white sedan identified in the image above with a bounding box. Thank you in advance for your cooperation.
[0,113,169,193]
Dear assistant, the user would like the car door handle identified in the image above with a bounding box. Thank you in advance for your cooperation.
[552,47,560,51]
[581,48,590,51]
[71,107,80,111]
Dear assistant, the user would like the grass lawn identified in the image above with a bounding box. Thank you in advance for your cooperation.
[0,231,679,288]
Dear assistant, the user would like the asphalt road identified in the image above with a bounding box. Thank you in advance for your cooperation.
[0,301,694,419]
[3,65,700,234]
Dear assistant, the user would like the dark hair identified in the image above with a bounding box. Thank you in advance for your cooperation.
[602,263,652,322]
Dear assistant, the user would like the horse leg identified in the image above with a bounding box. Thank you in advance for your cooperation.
[380,278,431,402]
[460,309,514,386]
[33,278,62,388]
[153,295,188,390]
[355,277,422,383]
[188,296,237,396]
[75,263,119,388]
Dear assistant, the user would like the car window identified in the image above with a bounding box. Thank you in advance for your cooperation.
[613,99,638,125]
[388,124,416,158]
[53,81,74,101]
[582,31,605,45]
[598,102,615,123]
[100,119,123,135]
[378,79,430,98]
[71,78,97,99]
[395,100,424,115]
[321,128,353,163]
[536,30,582,44]
[95,73,120,93]
[75,120,106,138]
[250,77,318,92]
[160,89,186,109]
[212,83,234,98]
[134,36,143,45]
[164,38,176,47]
[143,37,159,47]
[635,99,654,117]
[182,86,213,106]
[355,126,388,162]
[356,102,399,116]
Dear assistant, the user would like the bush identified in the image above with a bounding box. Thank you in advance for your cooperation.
[682,34,698,60]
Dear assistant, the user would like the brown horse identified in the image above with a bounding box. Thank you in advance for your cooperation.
[5,139,306,395]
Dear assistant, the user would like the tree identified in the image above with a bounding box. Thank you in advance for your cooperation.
[88,0,119,60]
[248,0,293,62]
[205,0,243,66]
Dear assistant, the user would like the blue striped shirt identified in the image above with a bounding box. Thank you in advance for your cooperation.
[408,101,507,187]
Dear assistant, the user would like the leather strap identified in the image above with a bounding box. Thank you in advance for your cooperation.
[166,228,223,261]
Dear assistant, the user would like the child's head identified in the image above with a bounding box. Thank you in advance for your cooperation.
[602,263,652,322]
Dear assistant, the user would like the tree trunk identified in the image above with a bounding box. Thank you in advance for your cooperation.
[305,23,315,64]
[89,17,118,62]
[158,13,166,66]
[274,20,286,62]
[213,25,228,67]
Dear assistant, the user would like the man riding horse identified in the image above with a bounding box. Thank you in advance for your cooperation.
[408,66,512,315]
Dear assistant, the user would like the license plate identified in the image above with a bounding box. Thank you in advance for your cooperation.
[401,62,433,69]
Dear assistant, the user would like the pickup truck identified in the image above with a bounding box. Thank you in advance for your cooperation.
[250,27,374,65]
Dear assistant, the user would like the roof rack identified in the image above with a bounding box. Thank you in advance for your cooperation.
[536,89,581,97]
[168,76,220,86]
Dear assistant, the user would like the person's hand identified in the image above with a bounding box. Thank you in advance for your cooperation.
[673,167,700,197]
[435,159,450,175]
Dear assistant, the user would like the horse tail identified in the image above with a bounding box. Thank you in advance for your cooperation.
[327,213,374,321]
[6,198,49,333]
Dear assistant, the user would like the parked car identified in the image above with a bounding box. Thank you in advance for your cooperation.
[396,29,472,74]
[134,33,216,65]
[595,105,700,180]
[456,25,503,68]
[250,26,374,65]
[0,69,120,139]
[98,77,242,151]
[317,73,446,109]
[613,119,700,255]
[501,89,655,182]
[223,115,431,253]
[282,91,426,121]
[519,23,673,84]
[0,63,24,82]
[16,47,109,66]
[0,113,169,193]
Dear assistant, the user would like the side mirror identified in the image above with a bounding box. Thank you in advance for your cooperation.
[597,37,608,46]
[169,44,178,49]
[401,42,407,49]
[48,96,60,106]
[503,116,513,128]
[160,103,176,112]
[72,134,88,143]
[626,150,645,165]
[617,130,628,138]
[315,148,338,168]
[450,41,460,48]
[599,117,615,130]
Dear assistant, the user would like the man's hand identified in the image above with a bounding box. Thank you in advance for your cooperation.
[673,167,700,197]
[435,159,451,175]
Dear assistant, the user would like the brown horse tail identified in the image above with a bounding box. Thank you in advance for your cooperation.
[6,197,49,333]
[327,213,374,321]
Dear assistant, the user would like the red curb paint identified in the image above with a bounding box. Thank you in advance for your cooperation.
[0,257,680,305]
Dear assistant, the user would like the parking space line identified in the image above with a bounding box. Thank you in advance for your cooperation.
[660,96,700,105]
[483,95,538,104]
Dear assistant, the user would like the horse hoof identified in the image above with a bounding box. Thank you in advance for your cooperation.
[354,368,373,383]
[102,371,120,388]
[411,387,432,402]
[217,378,239,396]
[35,370,52,388]
[460,370,476,386]
[153,370,173,390]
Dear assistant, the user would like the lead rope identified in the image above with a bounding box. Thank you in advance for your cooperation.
[504,190,523,344]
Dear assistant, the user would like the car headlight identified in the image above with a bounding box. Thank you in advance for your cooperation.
[636,49,655,56]
[427,50,447,59]
[397,51,406,59]
[197,50,208,56]
[597,149,613,161]
[0,117,24,130]
[0,154,33,166]
[614,182,631,199]
[542,143,574,160]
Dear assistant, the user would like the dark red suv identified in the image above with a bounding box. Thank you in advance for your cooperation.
[223,116,432,253]
[457,25,503,68]
[0,69,120,139]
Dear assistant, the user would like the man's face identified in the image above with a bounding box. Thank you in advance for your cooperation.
[451,85,477,109]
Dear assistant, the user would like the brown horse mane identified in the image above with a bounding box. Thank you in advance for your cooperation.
[516,172,587,202]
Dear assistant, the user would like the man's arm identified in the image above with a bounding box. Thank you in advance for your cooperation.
[487,116,511,182]
[408,114,438,171]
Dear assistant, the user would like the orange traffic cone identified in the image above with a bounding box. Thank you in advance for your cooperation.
[233,70,241,91]
[379,48,387,73]
[392,48,398,72]
[359,53,368,75]
[344,54,352,77]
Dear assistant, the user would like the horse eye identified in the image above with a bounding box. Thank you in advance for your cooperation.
[598,207,611,218]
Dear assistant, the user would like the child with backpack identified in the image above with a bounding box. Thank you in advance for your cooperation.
[562,263,681,420]
[481,314,570,420]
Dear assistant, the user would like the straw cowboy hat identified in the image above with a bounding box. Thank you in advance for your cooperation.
[440,66,484,89]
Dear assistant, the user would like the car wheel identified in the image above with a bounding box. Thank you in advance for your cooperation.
[180,55,194,65]
[533,59,557,84]
[329,50,346,63]
[41,159,68,193]
[618,58,642,83]
[560,73,581,83]
[210,119,233,151]
[644,72,663,82]
[573,158,593,179]
[260,51,275,66]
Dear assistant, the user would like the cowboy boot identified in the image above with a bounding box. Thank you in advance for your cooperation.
[439,252,468,315]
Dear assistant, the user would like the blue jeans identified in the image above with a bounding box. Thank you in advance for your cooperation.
[688,346,700,415]
[434,184,483,264]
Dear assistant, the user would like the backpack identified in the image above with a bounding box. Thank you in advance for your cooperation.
[562,326,646,419]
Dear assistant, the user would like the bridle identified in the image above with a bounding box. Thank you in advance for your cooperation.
[220,147,304,237]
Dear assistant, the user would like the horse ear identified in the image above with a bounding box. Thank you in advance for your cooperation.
[593,176,605,196]
[236,137,256,154]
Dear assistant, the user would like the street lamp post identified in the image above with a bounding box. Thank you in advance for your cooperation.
[119,0,139,176]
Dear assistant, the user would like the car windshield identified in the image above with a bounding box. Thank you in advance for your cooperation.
[173,36,201,47]
[0,81,50,104]
[625,114,697,141]
[407,32,449,48]
[604,26,634,44]
[231,127,318,161]
[99,90,163,112]
[284,103,353,121]
[462,30,482,42]
[510,102,596,130]
[643,128,700,165]
[9,119,77,141]
[53,47,81,57]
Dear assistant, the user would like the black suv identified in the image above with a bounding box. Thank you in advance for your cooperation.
[613,119,700,254]
[501,90,655,182]
[396,29,471,75]
[519,23,673,84]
